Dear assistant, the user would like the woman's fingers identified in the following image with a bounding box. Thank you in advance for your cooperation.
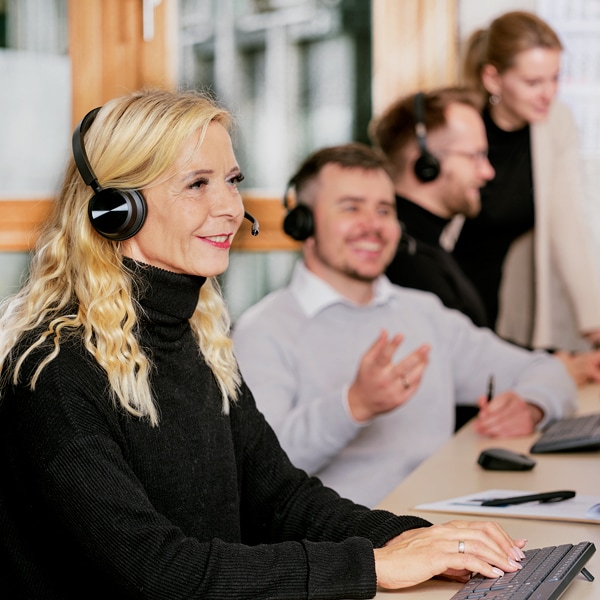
[375,521,526,590]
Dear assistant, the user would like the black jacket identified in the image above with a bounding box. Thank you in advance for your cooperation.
[387,195,489,328]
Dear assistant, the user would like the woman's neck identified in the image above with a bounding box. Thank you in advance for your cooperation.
[489,103,528,132]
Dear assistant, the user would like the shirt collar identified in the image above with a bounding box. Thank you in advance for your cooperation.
[290,261,394,318]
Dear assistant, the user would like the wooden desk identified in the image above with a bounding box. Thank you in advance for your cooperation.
[374,385,600,599]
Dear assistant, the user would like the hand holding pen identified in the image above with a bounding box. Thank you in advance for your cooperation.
[487,375,494,403]
[474,377,543,438]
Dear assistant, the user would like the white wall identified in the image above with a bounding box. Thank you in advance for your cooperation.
[458,0,536,43]
[0,253,30,299]
[0,50,70,197]
[0,49,70,301]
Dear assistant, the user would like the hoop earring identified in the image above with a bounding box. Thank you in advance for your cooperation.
[489,94,501,106]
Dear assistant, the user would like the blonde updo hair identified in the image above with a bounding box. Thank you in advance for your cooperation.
[462,11,563,99]
[0,88,241,424]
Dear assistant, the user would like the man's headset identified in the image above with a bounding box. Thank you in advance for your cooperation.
[72,107,259,241]
[281,177,417,257]
[282,178,314,241]
[413,92,440,183]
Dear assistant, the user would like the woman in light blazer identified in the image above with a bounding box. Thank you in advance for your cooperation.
[453,10,600,356]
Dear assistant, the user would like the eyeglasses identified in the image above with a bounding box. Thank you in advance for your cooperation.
[435,149,489,165]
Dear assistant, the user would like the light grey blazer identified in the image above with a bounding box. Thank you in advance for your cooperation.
[497,101,600,352]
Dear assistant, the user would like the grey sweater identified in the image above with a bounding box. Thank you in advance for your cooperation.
[233,262,576,507]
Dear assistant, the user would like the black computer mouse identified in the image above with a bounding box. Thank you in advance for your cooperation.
[477,447,537,471]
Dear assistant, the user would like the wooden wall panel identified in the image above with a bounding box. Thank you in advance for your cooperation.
[0,197,299,253]
[372,0,458,116]
[232,197,301,252]
[0,200,53,252]
[68,0,177,124]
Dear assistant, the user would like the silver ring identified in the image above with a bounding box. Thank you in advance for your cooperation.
[401,376,410,390]
[458,540,465,554]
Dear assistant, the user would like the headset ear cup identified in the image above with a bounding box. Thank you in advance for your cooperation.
[413,91,440,183]
[88,188,147,241]
[283,205,314,241]
[414,151,441,183]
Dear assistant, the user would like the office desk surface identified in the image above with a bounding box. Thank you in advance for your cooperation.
[373,384,600,599]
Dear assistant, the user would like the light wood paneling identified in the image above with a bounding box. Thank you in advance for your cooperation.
[0,200,54,252]
[0,196,299,253]
[372,0,459,116]
[68,0,177,125]
[233,196,301,252]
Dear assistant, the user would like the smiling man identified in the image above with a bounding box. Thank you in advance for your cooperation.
[232,142,575,508]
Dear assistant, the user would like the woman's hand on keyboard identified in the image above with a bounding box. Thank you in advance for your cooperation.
[373,519,527,590]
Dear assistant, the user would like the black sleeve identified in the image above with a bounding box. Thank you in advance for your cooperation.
[2,352,430,600]
[45,434,380,599]
[231,381,432,546]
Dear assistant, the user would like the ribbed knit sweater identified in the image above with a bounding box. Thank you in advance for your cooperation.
[0,260,431,599]
[453,108,534,328]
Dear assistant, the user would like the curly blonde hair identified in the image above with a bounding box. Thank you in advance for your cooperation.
[0,89,241,425]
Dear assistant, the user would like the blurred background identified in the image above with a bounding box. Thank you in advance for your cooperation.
[2,0,599,320]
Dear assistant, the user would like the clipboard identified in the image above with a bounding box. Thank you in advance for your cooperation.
[415,489,600,524]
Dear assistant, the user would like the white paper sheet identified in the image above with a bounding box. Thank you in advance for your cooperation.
[416,489,600,524]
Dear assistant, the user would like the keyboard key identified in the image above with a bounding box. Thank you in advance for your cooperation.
[531,413,600,453]
[448,541,595,600]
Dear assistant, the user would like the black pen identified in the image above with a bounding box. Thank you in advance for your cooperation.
[486,375,494,403]
[480,490,576,507]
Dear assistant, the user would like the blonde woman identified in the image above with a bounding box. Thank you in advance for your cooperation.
[0,89,525,598]
[454,11,600,357]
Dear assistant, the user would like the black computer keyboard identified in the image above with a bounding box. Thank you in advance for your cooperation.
[530,412,600,453]
[449,541,595,600]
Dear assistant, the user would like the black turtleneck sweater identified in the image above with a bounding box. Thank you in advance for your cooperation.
[452,108,534,327]
[387,195,489,328]
[0,260,431,599]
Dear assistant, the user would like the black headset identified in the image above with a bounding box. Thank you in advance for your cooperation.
[72,107,259,241]
[73,107,148,241]
[282,180,314,241]
[413,92,440,183]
